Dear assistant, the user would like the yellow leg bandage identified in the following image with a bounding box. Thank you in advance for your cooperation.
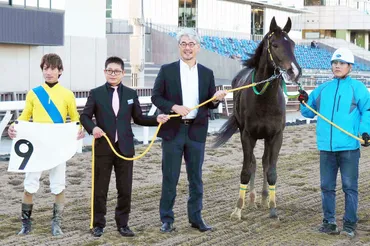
[239,184,248,199]
[269,185,276,207]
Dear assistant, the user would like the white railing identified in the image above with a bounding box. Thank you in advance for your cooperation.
[0,96,157,146]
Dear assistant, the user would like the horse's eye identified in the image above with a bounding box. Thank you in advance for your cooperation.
[272,43,278,48]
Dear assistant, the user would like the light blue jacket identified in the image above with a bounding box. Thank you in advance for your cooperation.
[300,76,370,151]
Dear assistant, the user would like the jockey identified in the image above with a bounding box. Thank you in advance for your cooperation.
[7,53,84,236]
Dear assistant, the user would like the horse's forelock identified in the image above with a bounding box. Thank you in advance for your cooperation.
[243,29,277,68]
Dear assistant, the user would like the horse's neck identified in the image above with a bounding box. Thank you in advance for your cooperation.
[254,68,280,94]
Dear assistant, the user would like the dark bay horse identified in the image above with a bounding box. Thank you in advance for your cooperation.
[214,17,302,219]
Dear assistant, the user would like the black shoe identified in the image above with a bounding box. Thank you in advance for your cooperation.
[160,222,176,233]
[118,226,135,237]
[190,220,212,232]
[91,227,104,237]
[318,220,339,235]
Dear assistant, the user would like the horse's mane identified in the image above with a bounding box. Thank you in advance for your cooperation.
[242,28,284,69]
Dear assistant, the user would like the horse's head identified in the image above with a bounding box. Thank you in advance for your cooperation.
[263,17,301,83]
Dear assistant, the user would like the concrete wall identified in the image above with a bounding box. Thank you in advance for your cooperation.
[197,0,251,34]
[64,0,105,38]
[303,5,370,30]
[112,0,129,19]
[113,0,178,26]
[106,34,152,62]
[264,9,302,40]
[151,29,240,80]
[143,0,178,25]
[0,36,107,92]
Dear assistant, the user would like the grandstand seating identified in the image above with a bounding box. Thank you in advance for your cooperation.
[169,32,370,71]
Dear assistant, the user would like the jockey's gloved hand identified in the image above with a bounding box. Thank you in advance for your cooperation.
[298,90,309,104]
[362,133,370,147]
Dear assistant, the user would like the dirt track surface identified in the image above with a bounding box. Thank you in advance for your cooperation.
[1,124,370,246]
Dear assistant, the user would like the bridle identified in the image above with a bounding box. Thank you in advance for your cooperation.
[266,31,288,76]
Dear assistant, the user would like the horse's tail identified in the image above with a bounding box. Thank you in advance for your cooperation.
[213,115,239,148]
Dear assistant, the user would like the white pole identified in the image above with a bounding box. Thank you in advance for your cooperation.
[129,0,145,87]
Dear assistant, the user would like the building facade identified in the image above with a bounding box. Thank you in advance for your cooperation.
[302,0,370,50]
[107,0,307,40]
[0,0,107,93]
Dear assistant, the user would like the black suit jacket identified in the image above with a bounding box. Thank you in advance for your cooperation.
[151,61,219,143]
[80,83,158,156]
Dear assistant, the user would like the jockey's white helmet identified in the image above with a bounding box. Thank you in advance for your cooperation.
[331,48,354,64]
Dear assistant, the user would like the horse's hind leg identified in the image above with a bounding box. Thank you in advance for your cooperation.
[262,132,283,218]
[230,132,256,220]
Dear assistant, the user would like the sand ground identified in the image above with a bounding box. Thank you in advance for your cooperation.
[1,124,370,246]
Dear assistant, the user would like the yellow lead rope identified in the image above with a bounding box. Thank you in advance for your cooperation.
[89,82,367,228]
[89,82,258,229]
[93,82,257,162]
[302,101,365,144]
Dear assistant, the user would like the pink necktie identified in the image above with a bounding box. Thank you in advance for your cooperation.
[112,86,119,142]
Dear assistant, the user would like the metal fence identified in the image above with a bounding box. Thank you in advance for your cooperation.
[106,19,152,34]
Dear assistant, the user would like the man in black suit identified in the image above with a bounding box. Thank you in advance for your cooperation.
[80,56,169,237]
[151,28,227,233]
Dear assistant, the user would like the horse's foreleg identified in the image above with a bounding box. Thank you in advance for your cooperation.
[261,169,269,208]
[231,133,256,220]
[264,132,283,219]
[248,154,257,209]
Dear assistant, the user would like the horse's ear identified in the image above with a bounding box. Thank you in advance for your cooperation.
[269,17,277,32]
[283,17,292,33]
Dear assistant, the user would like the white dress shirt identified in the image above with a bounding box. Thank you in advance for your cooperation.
[180,59,199,119]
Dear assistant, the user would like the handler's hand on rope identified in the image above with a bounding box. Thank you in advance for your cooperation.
[156,114,170,124]
[171,105,191,117]
[298,89,308,104]
[212,90,228,102]
[92,126,105,139]
[362,133,370,147]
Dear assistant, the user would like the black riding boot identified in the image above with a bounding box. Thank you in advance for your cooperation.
[18,203,33,235]
[51,203,64,236]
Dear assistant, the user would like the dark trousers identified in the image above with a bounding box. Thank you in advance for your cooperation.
[160,124,206,224]
[93,142,133,229]
[320,149,360,229]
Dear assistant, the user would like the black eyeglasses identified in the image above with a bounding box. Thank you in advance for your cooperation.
[105,69,123,75]
[179,42,197,48]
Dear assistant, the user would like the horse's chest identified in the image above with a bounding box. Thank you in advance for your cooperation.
[248,122,281,139]
[246,111,283,139]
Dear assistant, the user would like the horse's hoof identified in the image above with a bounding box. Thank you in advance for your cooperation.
[247,202,258,209]
[230,208,242,220]
[261,198,269,208]
[269,208,278,219]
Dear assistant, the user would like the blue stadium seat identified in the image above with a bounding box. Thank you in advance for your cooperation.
[168,32,370,70]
